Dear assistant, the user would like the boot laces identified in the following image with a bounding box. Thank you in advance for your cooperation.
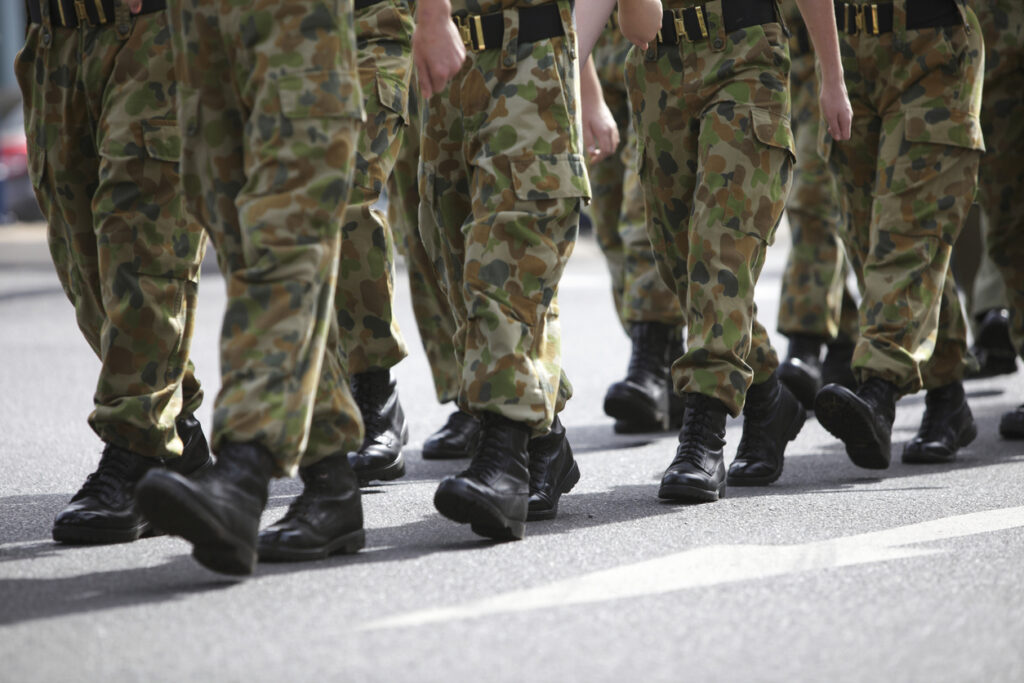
[675,404,716,465]
[73,448,145,504]
[352,373,389,438]
[626,325,669,379]
[463,427,509,482]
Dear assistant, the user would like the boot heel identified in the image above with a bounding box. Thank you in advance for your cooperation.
[560,461,581,494]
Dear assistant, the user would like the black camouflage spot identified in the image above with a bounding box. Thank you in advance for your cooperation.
[758,71,784,92]
[658,151,679,175]
[937,195,955,211]
[924,108,951,124]
[729,371,746,393]
[257,114,275,140]
[691,261,710,284]
[712,323,724,337]
[363,315,392,339]
[479,260,510,287]
[875,231,895,260]
[250,284,272,311]
[322,178,348,206]
[173,233,191,258]
[717,101,735,122]
[717,269,739,297]
[142,361,158,387]
[300,5,335,40]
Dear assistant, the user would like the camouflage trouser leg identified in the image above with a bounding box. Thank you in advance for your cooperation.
[978,4,1024,357]
[589,80,683,332]
[169,0,364,474]
[336,0,413,375]
[388,84,461,404]
[15,11,205,460]
[626,17,793,417]
[825,16,983,394]
[419,22,586,435]
[777,52,858,342]
[968,219,1008,321]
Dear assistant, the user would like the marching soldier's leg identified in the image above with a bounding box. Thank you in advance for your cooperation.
[137,0,364,575]
[388,85,477,460]
[16,4,211,545]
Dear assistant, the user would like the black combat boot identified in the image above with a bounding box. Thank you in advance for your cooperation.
[967,309,1018,378]
[778,334,825,410]
[136,442,274,575]
[821,339,857,389]
[604,322,682,433]
[1000,404,1024,440]
[902,382,977,463]
[658,394,728,502]
[258,453,364,561]
[52,413,212,544]
[526,416,580,521]
[348,370,409,484]
[421,409,480,460]
[815,377,898,469]
[728,373,807,486]
[433,413,531,540]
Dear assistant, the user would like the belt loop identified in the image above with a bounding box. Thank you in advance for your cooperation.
[500,7,519,71]
[114,1,131,39]
[703,0,727,52]
[555,0,576,60]
[892,0,908,42]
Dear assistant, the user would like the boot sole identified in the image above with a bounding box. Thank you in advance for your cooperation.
[136,474,257,576]
[257,529,366,562]
[52,520,156,545]
[434,482,526,541]
[604,386,669,432]
[728,400,807,487]
[814,389,891,469]
[658,481,725,503]
[527,460,581,522]
[902,420,978,464]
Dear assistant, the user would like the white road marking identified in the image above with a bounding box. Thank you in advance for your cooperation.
[360,506,1024,631]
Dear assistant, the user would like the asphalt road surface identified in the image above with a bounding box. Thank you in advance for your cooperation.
[2,222,1023,682]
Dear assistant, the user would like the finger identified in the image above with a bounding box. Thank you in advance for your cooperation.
[128,0,142,12]
[417,60,434,100]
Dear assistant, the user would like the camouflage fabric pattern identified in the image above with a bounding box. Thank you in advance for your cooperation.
[168,0,365,474]
[822,2,984,394]
[625,4,793,416]
[388,83,462,404]
[589,27,683,333]
[15,8,206,460]
[976,0,1024,356]
[419,0,586,434]
[776,3,858,343]
[336,0,413,376]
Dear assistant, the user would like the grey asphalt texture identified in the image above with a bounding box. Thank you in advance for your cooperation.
[2,222,1023,683]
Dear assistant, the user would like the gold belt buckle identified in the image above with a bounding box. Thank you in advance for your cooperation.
[673,9,688,42]
[854,3,865,33]
[455,14,486,51]
[73,0,92,25]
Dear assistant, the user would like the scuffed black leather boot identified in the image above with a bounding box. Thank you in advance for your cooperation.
[604,322,682,433]
[821,340,857,389]
[815,377,898,469]
[258,453,365,561]
[136,442,274,575]
[1000,404,1024,439]
[52,414,212,544]
[526,416,580,521]
[967,309,1018,379]
[433,413,531,540]
[778,334,825,410]
[902,382,977,463]
[348,370,409,484]
[658,394,728,502]
[728,373,806,486]
[422,409,480,460]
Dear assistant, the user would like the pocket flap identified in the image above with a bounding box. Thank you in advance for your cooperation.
[375,72,408,120]
[275,69,364,119]
[142,121,182,162]
[751,107,796,158]
[509,154,591,200]
[904,107,985,151]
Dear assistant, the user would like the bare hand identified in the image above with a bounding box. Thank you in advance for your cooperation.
[127,0,142,13]
[820,80,853,141]
[617,0,663,50]
[413,5,467,100]
[583,99,620,164]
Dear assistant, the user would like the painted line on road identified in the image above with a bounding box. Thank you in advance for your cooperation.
[360,506,1024,631]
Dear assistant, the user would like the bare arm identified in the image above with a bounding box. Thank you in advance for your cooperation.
[793,0,852,140]
[580,55,620,163]
[616,0,663,51]
[413,0,467,99]
[576,0,619,61]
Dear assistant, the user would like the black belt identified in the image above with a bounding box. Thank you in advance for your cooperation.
[355,0,388,10]
[453,3,565,52]
[657,0,776,45]
[27,0,166,27]
[834,0,961,35]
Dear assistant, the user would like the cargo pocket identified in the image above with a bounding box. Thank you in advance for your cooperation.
[903,107,984,151]
[748,107,796,245]
[751,107,797,164]
[509,153,591,201]
[142,120,183,163]
[375,71,409,124]
[273,68,365,121]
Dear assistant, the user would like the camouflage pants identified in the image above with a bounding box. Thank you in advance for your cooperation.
[590,30,683,332]
[777,48,858,343]
[15,9,206,460]
[626,6,793,417]
[336,0,413,375]
[388,84,461,404]
[419,7,587,434]
[823,5,983,394]
[168,0,365,474]
[977,0,1024,357]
